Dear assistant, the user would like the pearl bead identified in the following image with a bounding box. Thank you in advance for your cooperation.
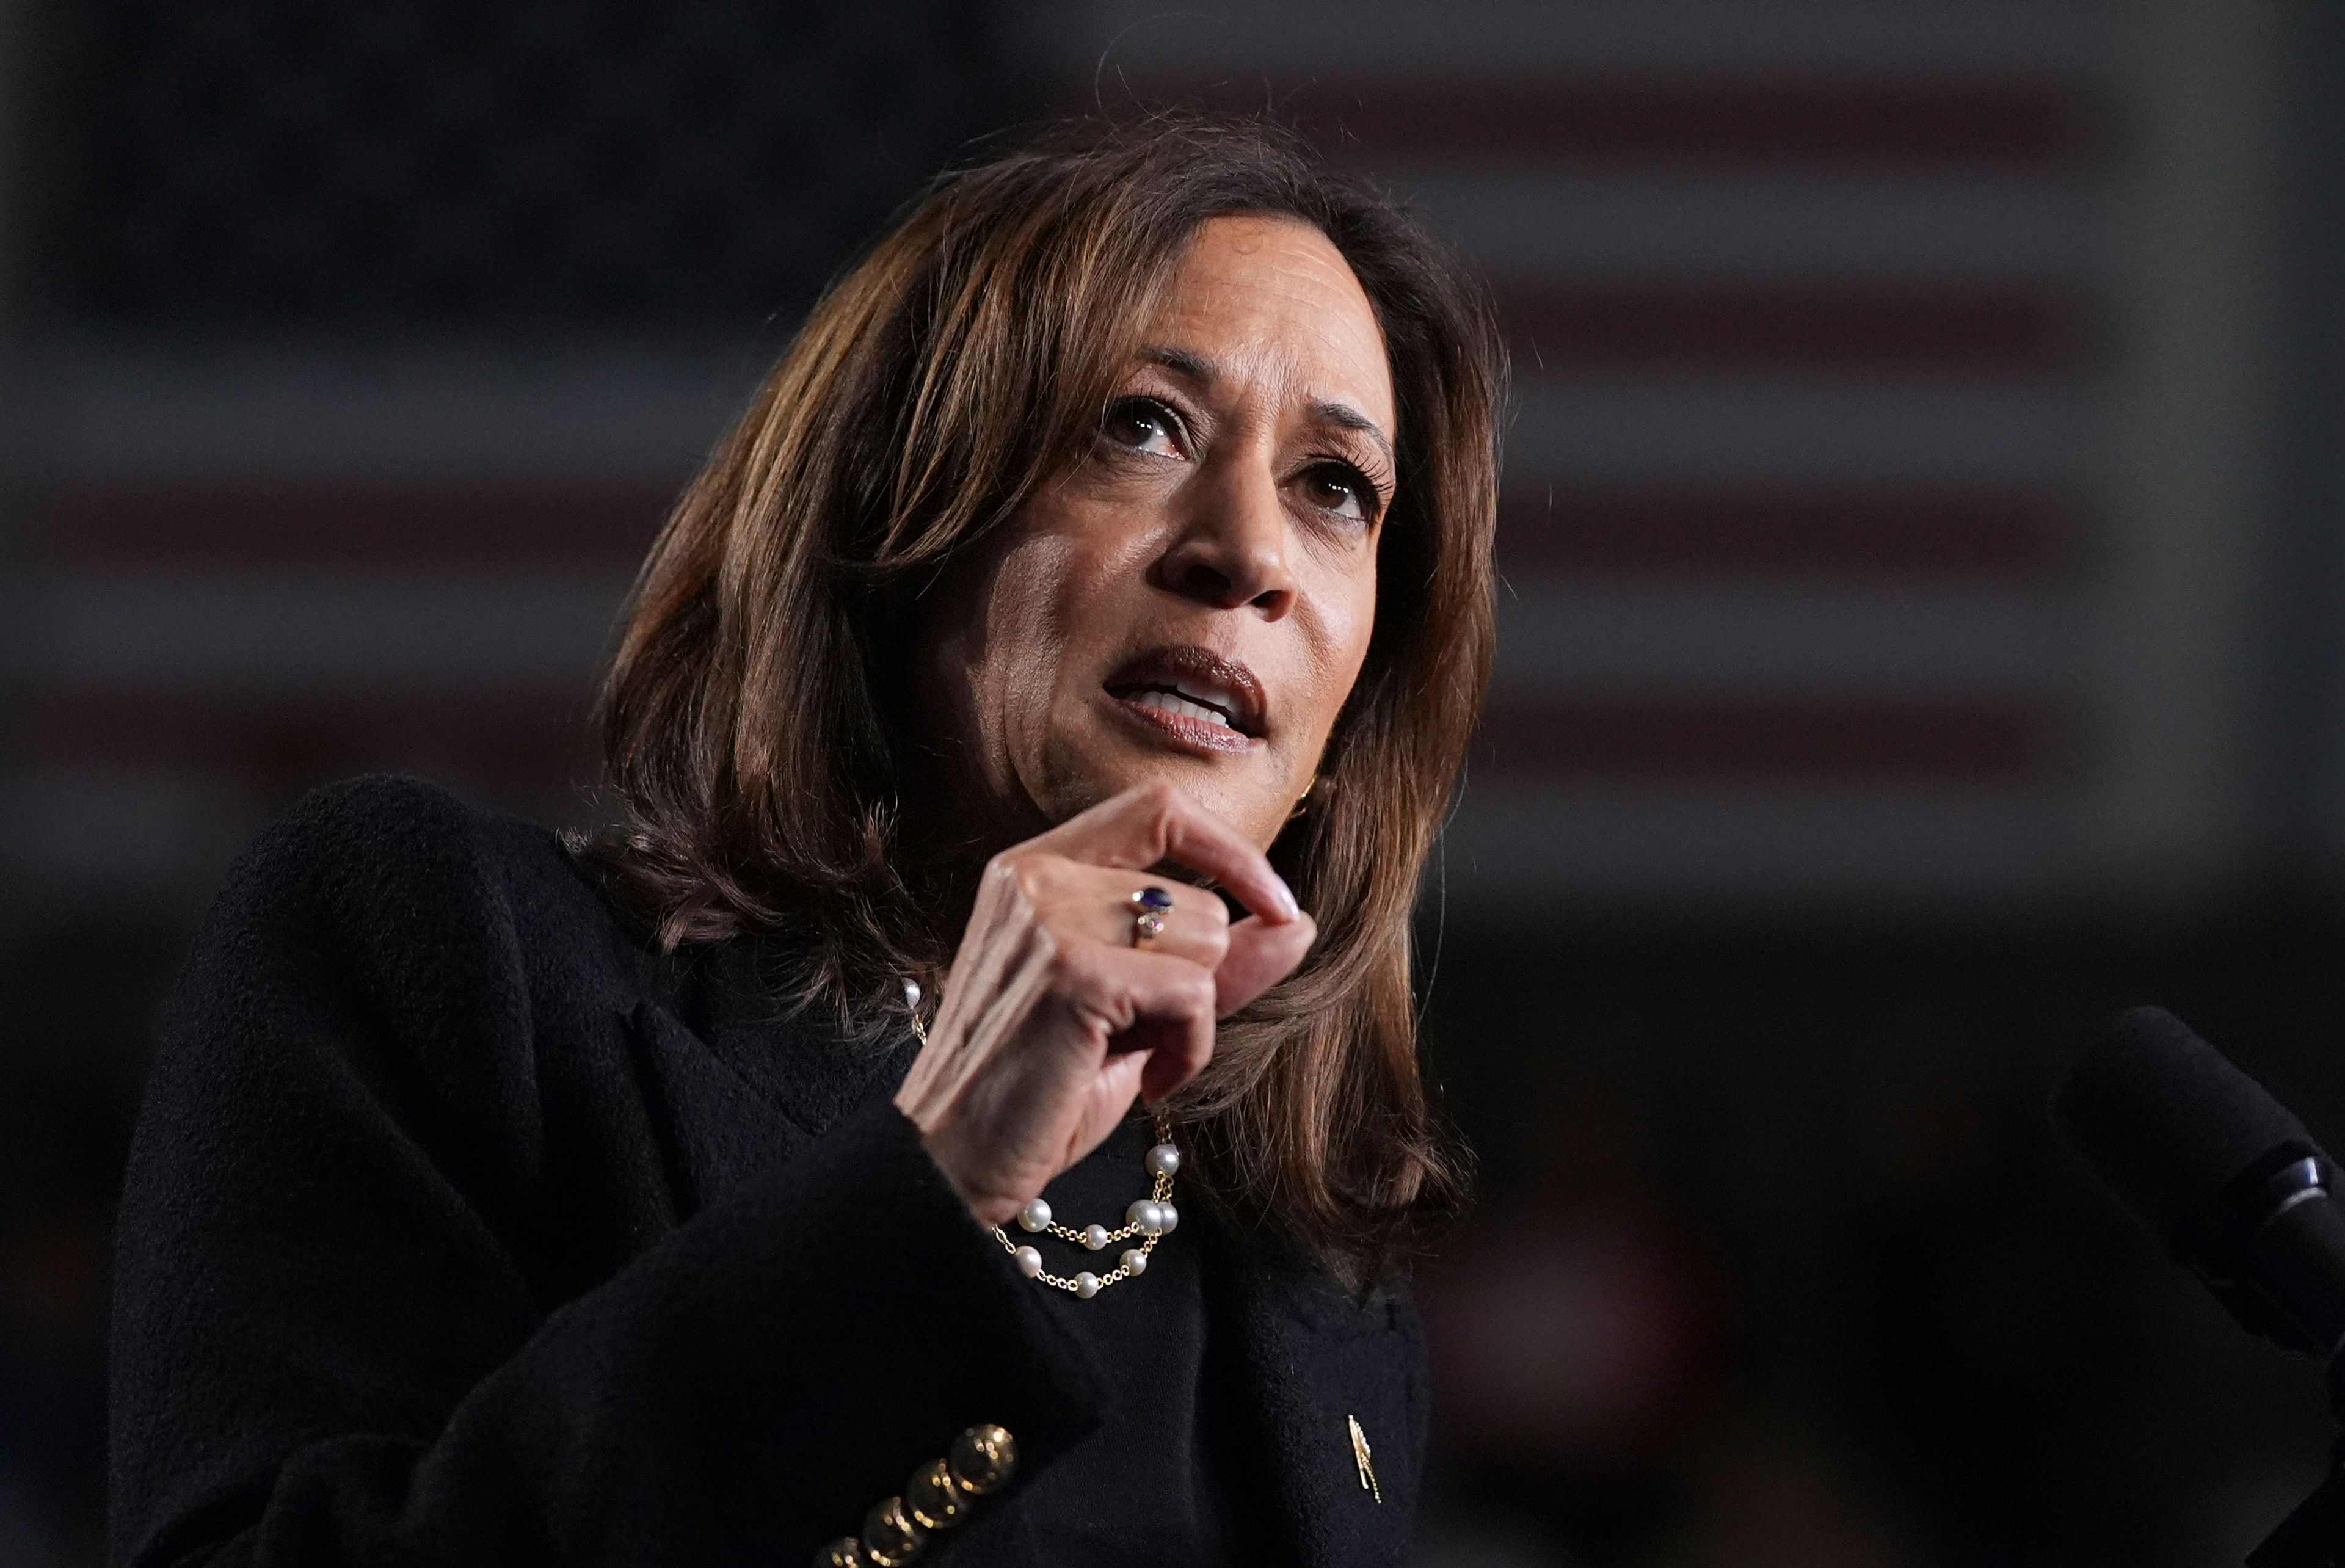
[1155,1201,1179,1234]
[1014,1246,1042,1277]
[1074,1271,1100,1298]
[1120,1248,1148,1276]
[1017,1199,1052,1233]
[1145,1142,1181,1178]
[1128,1199,1164,1235]
[1082,1224,1110,1252]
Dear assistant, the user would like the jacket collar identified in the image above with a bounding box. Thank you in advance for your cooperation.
[1203,1218,1421,1567]
[636,959,1427,1562]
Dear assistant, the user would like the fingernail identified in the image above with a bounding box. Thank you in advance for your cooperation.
[1273,875,1300,921]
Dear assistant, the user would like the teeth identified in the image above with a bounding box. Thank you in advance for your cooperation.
[1135,689,1232,728]
[1172,682,1234,712]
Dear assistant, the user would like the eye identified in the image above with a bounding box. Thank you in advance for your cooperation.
[1100,395,1185,459]
[1301,460,1380,524]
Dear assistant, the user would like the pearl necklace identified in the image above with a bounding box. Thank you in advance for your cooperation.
[904,981,1180,1299]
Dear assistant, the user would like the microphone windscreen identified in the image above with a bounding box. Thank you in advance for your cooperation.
[2052,1006,2317,1254]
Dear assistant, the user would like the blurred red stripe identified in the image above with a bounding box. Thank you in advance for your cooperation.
[1091,76,2101,167]
[31,478,2078,581]
[1475,692,2066,783]
[31,476,2077,584]
[1495,487,2081,579]
[33,479,674,570]
[27,685,2065,796]
[1497,281,2097,372]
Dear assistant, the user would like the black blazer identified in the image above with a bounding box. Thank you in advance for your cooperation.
[110,777,1428,1566]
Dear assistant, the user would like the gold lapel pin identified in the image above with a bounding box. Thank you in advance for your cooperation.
[1347,1414,1381,1503]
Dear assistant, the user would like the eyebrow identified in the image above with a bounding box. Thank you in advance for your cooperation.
[1137,343,1395,468]
[1142,344,1216,384]
[1309,399,1395,468]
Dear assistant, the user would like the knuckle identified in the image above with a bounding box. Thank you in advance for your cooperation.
[984,849,1050,905]
[1044,930,1096,988]
[1180,967,1216,1013]
[1136,778,1182,823]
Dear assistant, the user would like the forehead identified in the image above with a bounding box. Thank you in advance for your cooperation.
[1141,215,1395,437]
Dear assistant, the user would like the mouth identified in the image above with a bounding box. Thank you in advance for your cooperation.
[1103,645,1268,755]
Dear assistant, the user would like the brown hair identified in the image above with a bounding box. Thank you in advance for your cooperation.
[591,114,1503,1286]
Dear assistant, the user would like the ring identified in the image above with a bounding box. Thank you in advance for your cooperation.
[1129,885,1173,947]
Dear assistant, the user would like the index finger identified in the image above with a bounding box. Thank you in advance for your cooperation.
[1031,782,1301,924]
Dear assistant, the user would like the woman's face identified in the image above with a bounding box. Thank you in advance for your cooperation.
[917,214,1396,855]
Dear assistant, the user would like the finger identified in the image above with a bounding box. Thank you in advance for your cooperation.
[1032,782,1300,925]
[1092,1048,1154,1131]
[1057,942,1217,1103]
[1139,1037,1198,1107]
[1214,911,1317,1017]
[1025,857,1231,969]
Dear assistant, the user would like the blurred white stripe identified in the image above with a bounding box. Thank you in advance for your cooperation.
[1494,583,2074,695]
[10,347,755,484]
[0,766,256,893]
[1406,171,2103,286]
[29,573,630,691]
[1507,373,2095,487]
[1044,1,2110,78]
[1438,782,2075,903]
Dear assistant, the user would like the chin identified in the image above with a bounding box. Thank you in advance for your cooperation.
[1097,761,1282,848]
[1038,720,1286,845]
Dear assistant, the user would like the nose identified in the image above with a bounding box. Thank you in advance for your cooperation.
[1151,455,1298,617]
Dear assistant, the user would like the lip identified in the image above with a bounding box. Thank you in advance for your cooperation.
[1102,644,1268,758]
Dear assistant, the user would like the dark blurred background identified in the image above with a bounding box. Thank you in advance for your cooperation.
[4,2,2343,1564]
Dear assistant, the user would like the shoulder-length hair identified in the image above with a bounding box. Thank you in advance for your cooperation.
[591,114,1503,1287]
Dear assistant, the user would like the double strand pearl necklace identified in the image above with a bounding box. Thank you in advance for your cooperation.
[904,981,1181,1299]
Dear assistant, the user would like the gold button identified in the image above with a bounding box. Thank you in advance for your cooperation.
[861,1496,926,1566]
[947,1423,1018,1495]
[813,1540,868,1568]
[906,1457,970,1530]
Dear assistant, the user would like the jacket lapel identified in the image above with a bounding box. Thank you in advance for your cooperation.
[1210,1229,1424,1568]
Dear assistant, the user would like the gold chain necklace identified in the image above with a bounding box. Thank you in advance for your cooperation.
[904,980,1179,1299]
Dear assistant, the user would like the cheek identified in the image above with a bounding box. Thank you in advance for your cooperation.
[978,539,1079,711]
[1002,495,1157,636]
[915,528,1063,755]
[965,518,1138,740]
[1298,555,1380,744]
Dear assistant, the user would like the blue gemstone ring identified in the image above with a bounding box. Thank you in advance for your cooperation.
[1130,885,1174,946]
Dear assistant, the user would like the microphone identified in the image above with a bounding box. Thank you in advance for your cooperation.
[2054,1006,2345,1566]
[2054,1006,2345,1363]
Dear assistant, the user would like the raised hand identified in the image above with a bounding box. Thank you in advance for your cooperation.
[893,782,1316,1225]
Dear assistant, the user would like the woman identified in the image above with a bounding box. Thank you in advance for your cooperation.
[110,115,1502,1567]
